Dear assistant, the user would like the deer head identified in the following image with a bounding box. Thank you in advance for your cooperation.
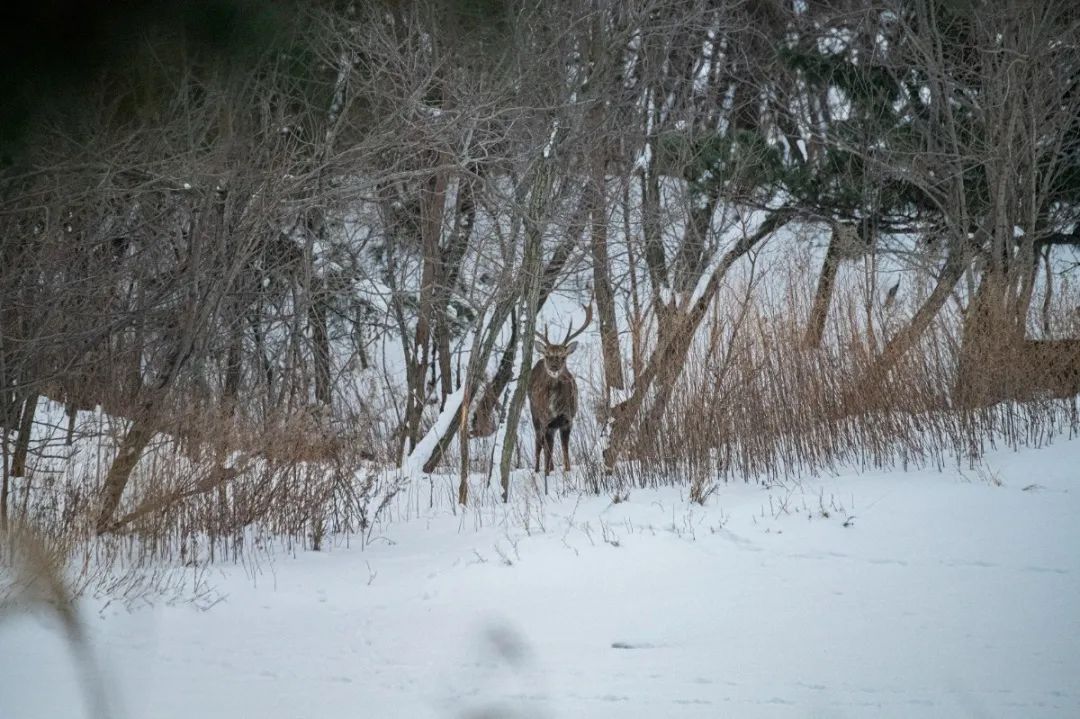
[534,302,593,378]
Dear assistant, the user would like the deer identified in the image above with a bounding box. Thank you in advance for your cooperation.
[528,302,593,487]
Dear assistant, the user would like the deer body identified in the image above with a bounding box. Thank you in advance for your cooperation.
[528,359,579,475]
[528,303,592,478]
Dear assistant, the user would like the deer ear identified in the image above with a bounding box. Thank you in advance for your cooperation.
[565,341,579,354]
[534,340,547,355]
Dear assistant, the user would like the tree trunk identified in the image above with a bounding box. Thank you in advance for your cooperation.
[581,16,623,394]
[457,382,471,506]
[309,278,332,406]
[805,228,843,347]
[217,316,245,535]
[1010,242,1040,350]
[1041,246,1053,335]
[224,321,243,411]
[404,172,449,451]
[249,307,273,402]
[497,192,546,501]
[65,405,76,446]
[96,415,156,533]
[672,190,721,294]
[107,462,244,533]
[497,321,536,502]
[589,172,625,392]
[624,180,646,384]
[1,426,9,530]
[434,176,476,405]
[640,168,668,310]
[10,392,37,478]
[469,309,517,439]
[954,242,1040,408]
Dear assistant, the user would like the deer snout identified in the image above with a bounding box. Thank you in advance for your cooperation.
[544,356,565,375]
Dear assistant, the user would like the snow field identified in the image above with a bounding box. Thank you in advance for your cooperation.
[1,439,1078,718]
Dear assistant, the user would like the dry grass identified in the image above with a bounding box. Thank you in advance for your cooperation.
[1,402,403,605]
[585,250,1080,495]
[4,250,1080,601]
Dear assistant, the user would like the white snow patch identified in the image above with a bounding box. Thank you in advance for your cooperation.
[633,140,652,174]
[543,119,560,159]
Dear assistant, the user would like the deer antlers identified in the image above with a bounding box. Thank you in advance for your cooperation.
[562,301,593,344]
[534,299,593,347]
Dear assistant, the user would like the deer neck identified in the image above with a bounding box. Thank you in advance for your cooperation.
[545,366,572,381]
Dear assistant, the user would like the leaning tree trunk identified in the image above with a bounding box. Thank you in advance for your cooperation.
[854,244,968,406]
[95,416,156,533]
[419,295,517,475]
[96,297,205,534]
[603,209,794,469]
[805,226,844,348]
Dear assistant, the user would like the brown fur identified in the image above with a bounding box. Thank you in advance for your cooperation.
[527,303,592,477]
[528,356,579,475]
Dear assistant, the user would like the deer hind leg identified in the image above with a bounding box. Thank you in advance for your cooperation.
[534,429,542,473]
[560,425,571,472]
[543,430,555,476]
[65,404,77,446]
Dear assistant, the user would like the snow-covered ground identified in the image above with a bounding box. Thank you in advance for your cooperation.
[2,440,1078,718]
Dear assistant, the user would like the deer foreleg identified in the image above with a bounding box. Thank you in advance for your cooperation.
[560,426,571,472]
[534,431,542,473]
[543,430,555,477]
